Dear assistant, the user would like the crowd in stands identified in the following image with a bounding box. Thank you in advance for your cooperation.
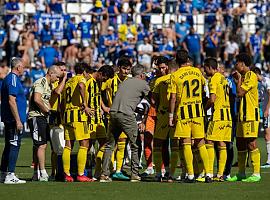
[0,0,270,95]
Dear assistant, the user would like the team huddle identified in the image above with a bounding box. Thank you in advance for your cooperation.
[1,50,264,184]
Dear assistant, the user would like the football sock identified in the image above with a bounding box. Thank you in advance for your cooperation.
[238,150,248,175]
[51,152,57,176]
[144,136,153,168]
[116,141,125,172]
[217,146,227,177]
[206,144,214,176]
[193,148,204,176]
[198,144,210,175]
[40,169,48,177]
[250,148,260,176]
[77,146,88,176]
[62,146,71,176]
[153,147,162,176]
[95,145,105,175]
[179,146,186,174]
[266,141,270,164]
[170,147,178,177]
[183,143,194,176]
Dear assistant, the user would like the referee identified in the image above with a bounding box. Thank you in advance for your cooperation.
[0,58,27,184]
[100,64,150,182]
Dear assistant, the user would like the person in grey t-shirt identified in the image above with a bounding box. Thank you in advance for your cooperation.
[100,64,150,182]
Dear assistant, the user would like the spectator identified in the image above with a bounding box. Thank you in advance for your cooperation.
[152,0,162,13]
[89,0,106,23]
[203,0,218,33]
[183,26,202,67]
[35,0,47,13]
[107,0,120,29]
[49,0,63,14]
[220,0,233,28]
[175,16,190,46]
[153,25,165,52]
[118,16,137,42]
[192,0,204,12]
[250,28,263,64]
[39,40,59,69]
[105,26,118,64]
[224,35,239,68]
[4,0,19,26]
[140,0,152,30]
[158,36,174,59]
[232,0,246,31]
[77,16,91,44]
[178,0,194,26]
[30,61,46,83]
[40,23,53,44]
[0,57,27,184]
[203,26,219,58]
[252,0,268,29]
[137,24,150,47]
[7,17,20,60]
[64,17,77,42]
[53,41,62,62]
[0,25,7,62]
[263,30,270,68]
[138,36,153,71]
[63,39,79,72]
[166,0,177,13]
[121,34,136,60]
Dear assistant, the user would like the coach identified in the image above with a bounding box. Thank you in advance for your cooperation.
[0,58,26,184]
[100,64,150,182]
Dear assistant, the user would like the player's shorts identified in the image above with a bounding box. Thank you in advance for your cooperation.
[206,121,232,142]
[49,111,61,126]
[64,121,89,141]
[154,112,178,140]
[89,122,107,139]
[28,116,50,146]
[145,115,156,134]
[236,121,259,138]
[176,117,205,139]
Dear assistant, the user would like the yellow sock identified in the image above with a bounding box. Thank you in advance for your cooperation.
[77,146,88,176]
[217,146,227,177]
[183,143,194,176]
[153,147,162,176]
[170,148,179,176]
[206,144,214,176]
[238,150,248,175]
[179,146,186,175]
[116,141,126,172]
[250,148,261,175]
[198,144,210,175]
[62,146,71,175]
[193,148,204,176]
[95,146,105,175]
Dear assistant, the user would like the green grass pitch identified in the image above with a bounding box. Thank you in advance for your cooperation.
[0,137,269,200]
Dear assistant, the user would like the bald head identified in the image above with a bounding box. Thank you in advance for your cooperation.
[47,65,61,83]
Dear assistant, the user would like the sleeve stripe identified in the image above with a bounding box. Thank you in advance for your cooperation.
[12,74,17,87]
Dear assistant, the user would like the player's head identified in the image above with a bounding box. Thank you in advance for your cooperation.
[235,53,252,74]
[74,62,86,75]
[84,64,93,80]
[97,65,114,82]
[54,61,66,77]
[131,64,146,80]
[10,57,25,76]
[156,56,169,76]
[47,65,61,83]
[176,49,190,67]
[167,59,178,74]
[204,57,218,76]
[117,56,132,78]
[251,66,263,81]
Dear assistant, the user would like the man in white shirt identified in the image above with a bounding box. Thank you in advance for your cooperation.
[138,36,153,72]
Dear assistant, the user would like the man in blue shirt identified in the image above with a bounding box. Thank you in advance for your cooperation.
[40,24,53,44]
[39,40,58,68]
[0,26,7,61]
[250,29,263,65]
[203,0,218,33]
[183,27,202,67]
[77,17,91,42]
[158,36,174,59]
[65,17,77,42]
[30,61,46,83]
[0,57,27,184]
[175,17,190,45]
[4,0,19,25]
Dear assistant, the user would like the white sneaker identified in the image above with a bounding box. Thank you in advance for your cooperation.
[0,172,7,183]
[39,175,49,182]
[4,173,26,184]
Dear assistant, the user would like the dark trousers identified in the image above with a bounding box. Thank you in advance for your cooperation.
[102,112,140,176]
[0,122,23,173]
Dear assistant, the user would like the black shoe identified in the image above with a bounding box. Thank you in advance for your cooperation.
[205,176,212,183]
[184,177,196,183]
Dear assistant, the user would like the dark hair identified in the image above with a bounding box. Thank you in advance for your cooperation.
[54,61,66,66]
[98,65,114,79]
[117,57,132,68]
[235,53,252,67]
[156,56,169,66]
[168,59,178,70]
[204,57,218,70]
[251,67,261,75]
[176,49,189,65]
[74,62,86,74]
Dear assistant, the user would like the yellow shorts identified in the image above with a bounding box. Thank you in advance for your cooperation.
[64,122,89,141]
[206,121,232,142]
[176,117,205,139]
[89,122,107,139]
[154,113,178,140]
[236,121,259,138]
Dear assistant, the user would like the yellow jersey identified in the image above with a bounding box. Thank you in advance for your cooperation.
[51,81,60,111]
[153,74,171,113]
[101,74,125,107]
[208,72,231,121]
[239,71,260,122]
[62,75,88,123]
[170,66,205,120]
[86,76,102,124]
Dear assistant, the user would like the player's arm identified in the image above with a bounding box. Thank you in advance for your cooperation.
[9,95,23,131]
[34,92,50,114]
[205,93,216,111]
[50,73,67,107]
[233,72,248,97]
[79,82,87,109]
[169,93,176,126]
[101,99,110,114]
